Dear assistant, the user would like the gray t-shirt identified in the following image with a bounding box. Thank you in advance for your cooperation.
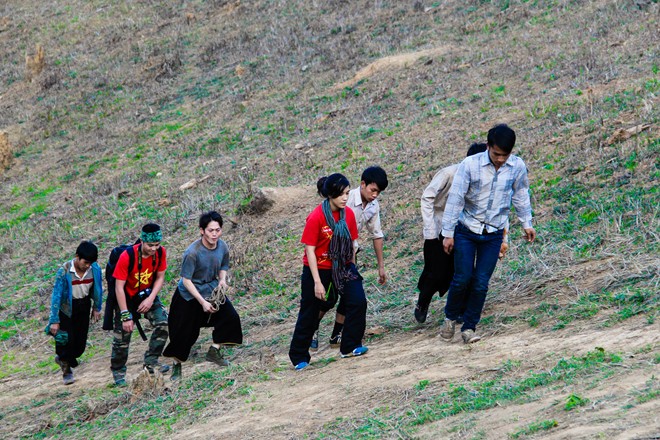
[177,239,230,301]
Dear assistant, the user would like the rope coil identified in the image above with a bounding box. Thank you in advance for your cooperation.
[208,283,228,312]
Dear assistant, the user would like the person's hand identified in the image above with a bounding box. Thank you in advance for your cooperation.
[219,279,229,290]
[523,227,536,243]
[49,323,60,336]
[378,268,387,285]
[137,296,154,314]
[91,310,101,323]
[314,280,326,300]
[200,299,215,313]
[122,320,134,333]
[443,237,454,255]
[499,242,509,259]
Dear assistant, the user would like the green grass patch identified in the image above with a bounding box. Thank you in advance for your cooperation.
[319,348,621,438]
[564,393,589,411]
[509,419,558,439]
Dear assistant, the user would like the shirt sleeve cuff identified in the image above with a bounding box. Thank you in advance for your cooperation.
[522,220,533,229]
[441,229,454,238]
[423,228,438,240]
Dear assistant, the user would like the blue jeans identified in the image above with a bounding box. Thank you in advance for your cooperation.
[444,223,503,331]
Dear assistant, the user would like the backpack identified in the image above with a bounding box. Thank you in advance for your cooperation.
[101,242,163,331]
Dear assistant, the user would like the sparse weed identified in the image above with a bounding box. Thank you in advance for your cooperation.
[508,419,558,439]
[564,393,590,411]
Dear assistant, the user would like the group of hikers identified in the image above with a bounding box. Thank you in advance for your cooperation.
[47,123,535,384]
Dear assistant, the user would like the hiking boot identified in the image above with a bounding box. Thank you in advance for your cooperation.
[461,329,482,344]
[341,346,368,358]
[294,361,309,371]
[414,303,428,323]
[329,333,341,348]
[310,330,319,351]
[55,355,69,372]
[112,371,127,387]
[206,346,229,367]
[171,363,182,381]
[440,318,456,341]
[62,371,75,385]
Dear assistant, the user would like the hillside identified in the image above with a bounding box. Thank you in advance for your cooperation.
[0,0,658,438]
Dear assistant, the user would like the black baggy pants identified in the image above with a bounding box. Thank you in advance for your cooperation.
[416,237,454,310]
[56,296,91,368]
[163,290,243,362]
[289,264,366,366]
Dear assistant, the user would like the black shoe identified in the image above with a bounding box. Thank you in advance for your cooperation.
[456,315,464,324]
[329,334,341,348]
[310,330,319,351]
[414,303,428,323]
[63,370,75,385]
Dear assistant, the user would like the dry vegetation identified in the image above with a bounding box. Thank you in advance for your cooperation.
[0,0,658,439]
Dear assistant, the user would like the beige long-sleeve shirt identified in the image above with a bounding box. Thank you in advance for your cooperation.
[421,164,458,240]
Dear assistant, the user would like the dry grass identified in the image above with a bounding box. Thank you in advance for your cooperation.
[0,0,658,438]
[0,131,12,170]
[24,44,45,82]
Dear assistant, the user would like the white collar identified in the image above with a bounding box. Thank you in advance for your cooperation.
[69,260,90,279]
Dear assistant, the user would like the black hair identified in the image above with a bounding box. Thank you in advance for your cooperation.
[361,166,389,191]
[487,124,516,153]
[199,211,223,229]
[467,142,487,157]
[317,173,350,198]
[142,223,161,233]
[76,241,98,263]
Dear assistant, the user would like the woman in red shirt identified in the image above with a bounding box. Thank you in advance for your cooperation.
[288,173,368,370]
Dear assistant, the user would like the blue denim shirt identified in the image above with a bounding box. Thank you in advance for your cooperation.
[48,261,103,324]
[442,151,532,238]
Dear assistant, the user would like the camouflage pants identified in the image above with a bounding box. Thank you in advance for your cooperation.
[110,296,168,380]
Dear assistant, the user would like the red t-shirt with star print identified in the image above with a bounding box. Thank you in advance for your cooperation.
[113,244,167,297]
[301,204,358,269]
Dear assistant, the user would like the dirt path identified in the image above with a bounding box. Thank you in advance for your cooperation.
[172,315,659,439]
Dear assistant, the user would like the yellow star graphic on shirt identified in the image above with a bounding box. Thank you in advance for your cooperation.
[133,268,153,288]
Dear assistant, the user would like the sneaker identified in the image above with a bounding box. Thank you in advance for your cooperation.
[461,329,482,344]
[114,378,127,387]
[62,371,75,385]
[310,330,319,351]
[440,318,456,341]
[329,333,341,348]
[171,363,182,381]
[206,346,229,367]
[341,346,368,358]
[294,361,309,371]
[414,303,428,323]
[143,363,171,374]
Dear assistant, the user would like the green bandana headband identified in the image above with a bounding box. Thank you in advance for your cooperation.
[141,229,162,243]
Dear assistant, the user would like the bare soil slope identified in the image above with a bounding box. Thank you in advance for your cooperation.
[0,0,658,439]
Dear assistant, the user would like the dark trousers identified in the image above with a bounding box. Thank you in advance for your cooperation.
[163,291,243,362]
[289,264,366,365]
[444,223,503,331]
[56,296,91,368]
[417,237,454,310]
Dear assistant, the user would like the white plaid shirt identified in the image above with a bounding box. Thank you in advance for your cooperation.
[347,187,384,251]
[441,151,532,238]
